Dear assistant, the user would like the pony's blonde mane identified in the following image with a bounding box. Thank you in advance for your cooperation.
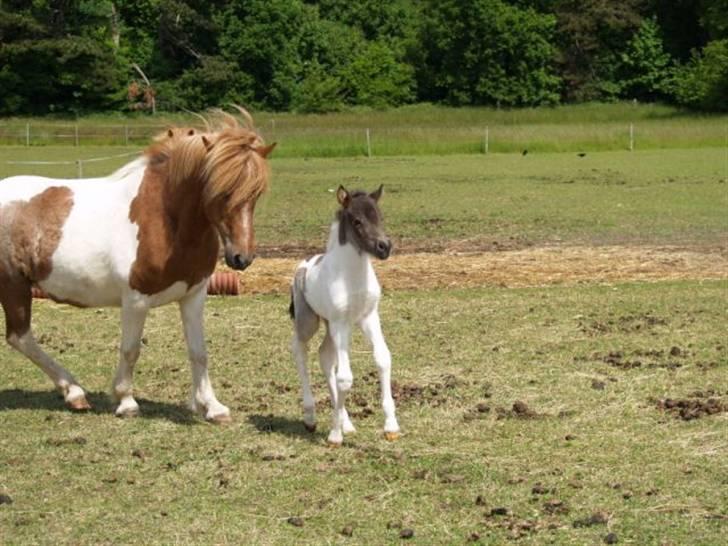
[143,107,270,216]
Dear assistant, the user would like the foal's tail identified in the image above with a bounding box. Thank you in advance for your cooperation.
[288,289,295,319]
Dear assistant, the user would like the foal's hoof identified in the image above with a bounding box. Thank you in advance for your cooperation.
[383,431,401,442]
[67,396,91,411]
[326,439,343,448]
[304,422,317,433]
[115,407,140,419]
[206,412,232,424]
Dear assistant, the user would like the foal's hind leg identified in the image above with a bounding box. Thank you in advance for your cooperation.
[291,283,320,432]
[292,334,316,431]
[1,277,89,410]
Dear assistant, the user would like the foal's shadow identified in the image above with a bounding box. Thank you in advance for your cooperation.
[247,413,323,444]
[0,389,198,425]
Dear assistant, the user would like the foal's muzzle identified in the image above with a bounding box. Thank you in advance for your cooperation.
[375,239,392,260]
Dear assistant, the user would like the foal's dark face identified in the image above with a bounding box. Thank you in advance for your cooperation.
[337,185,392,259]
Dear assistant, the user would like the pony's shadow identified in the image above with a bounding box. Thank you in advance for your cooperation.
[0,389,198,425]
[247,413,323,444]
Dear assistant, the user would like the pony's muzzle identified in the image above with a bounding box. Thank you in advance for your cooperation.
[226,253,254,271]
[375,239,392,260]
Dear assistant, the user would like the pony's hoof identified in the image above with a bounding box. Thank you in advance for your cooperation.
[67,396,91,411]
[304,422,317,432]
[383,431,401,442]
[207,412,232,424]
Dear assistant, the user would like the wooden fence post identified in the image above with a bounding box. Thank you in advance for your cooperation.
[366,128,372,158]
[25,123,30,146]
[629,123,634,151]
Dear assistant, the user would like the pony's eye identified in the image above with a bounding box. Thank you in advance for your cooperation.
[353,218,362,228]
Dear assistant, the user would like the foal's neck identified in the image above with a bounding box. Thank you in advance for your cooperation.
[326,221,371,269]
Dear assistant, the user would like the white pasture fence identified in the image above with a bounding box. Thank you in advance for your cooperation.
[4,150,140,177]
[0,121,648,155]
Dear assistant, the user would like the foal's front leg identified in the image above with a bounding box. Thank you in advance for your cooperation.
[179,282,230,423]
[360,310,400,440]
[112,297,149,417]
[325,321,355,445]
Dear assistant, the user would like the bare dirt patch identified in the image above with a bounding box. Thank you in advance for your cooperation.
[224,244,728,294]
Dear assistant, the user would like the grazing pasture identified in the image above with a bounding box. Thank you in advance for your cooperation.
[0,138,726,544]
[1,103,727,155]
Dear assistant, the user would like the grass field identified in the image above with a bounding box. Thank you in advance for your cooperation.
[0,282,726,544]
[1,146,726,248]
[0,116,726,544]
[1,103,727,155]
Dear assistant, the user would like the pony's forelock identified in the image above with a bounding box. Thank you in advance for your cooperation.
[142,107,270,217]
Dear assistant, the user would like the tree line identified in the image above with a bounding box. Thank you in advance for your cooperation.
[0,0,726,115]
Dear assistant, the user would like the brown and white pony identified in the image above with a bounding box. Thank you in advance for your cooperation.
[0,112,274,422]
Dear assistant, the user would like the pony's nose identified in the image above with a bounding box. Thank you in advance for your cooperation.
[376,239,391,259]
[231,254,254,271]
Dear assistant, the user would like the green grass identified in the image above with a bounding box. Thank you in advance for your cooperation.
[2,146,725,248]
[0,281,726,544]
[1,103,727,154]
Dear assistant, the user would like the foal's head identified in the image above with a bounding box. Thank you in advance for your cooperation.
[336,185,392,259]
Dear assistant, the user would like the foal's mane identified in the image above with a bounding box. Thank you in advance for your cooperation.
[143,108,270,213]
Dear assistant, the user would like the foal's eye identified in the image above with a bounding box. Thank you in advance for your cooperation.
[352,218,362,228]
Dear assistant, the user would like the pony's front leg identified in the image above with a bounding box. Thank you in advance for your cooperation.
[360,311,400,440]
[112,298,149,417]
[179,283,230,423]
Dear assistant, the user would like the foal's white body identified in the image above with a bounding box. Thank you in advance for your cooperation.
[0,159,227,419]
[291,222,399,444]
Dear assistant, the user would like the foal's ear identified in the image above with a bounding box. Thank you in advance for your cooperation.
[201,135,214,151]
[254,142,277,158]
[370,184,383,202]
[336,185,351,208]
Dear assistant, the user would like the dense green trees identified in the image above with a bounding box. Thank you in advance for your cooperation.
[0,0,725,114]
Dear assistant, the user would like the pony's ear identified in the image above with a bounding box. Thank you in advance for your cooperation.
[201,135,214,151]
[336,185,350,208]
[370,184,383,202]
[187,128,195,136]
[254,142,277,158]
[167,129,174,138]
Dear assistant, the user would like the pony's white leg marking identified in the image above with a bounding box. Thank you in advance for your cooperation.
[7,332,89,409]
[319,333,345,444]
[328,321,356,441]
[112,300,148,417]
[292,334,316,431]
[179,284,230,423]
[360,311,400,439]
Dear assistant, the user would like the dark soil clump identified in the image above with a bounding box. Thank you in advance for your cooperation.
[495,400,543,419]
[655,394,726,420]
